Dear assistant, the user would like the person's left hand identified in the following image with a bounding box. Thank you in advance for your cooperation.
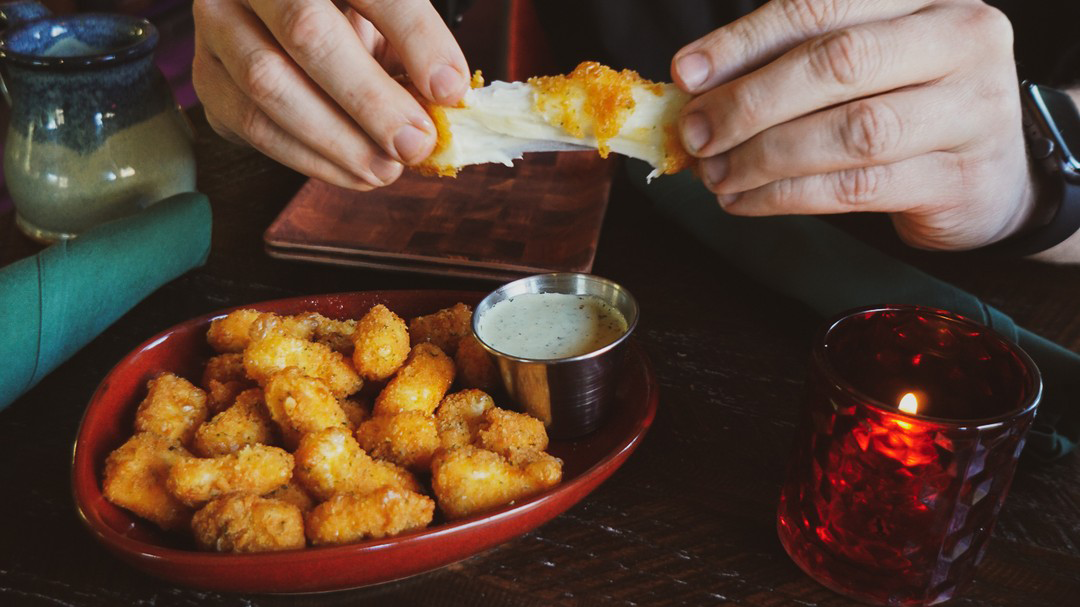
[672,0,1034,251]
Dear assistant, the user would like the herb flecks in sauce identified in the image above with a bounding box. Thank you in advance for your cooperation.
[478,293,628,360]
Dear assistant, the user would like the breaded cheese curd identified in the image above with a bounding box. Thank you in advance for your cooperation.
[417,62,691,181]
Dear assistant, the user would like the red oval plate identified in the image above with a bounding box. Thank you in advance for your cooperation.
[71,290,657,593]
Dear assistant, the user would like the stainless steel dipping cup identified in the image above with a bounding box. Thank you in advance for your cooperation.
[473,273,639,439]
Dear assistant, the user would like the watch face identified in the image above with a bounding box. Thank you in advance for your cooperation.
[1028,83,1080,175]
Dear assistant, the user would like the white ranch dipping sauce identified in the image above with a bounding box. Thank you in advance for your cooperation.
[477,292,628,359]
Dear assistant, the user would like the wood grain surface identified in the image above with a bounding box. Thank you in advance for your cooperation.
[2,109,1080,607]
[264,153,615,281]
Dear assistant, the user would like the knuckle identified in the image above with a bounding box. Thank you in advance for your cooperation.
[840,100,902,162]
[772,176,801,206]
[239,48,290,105]
[808,28,877,87]
[965,4,1013,52]
[751,136,785,180]
[781,0,841,32]
[834,165,888,207]
[237,103,274,149]
[279,3,340,63]
[726,81,765,135]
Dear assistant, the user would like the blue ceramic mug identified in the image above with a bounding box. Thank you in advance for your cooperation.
[0,1,195,243]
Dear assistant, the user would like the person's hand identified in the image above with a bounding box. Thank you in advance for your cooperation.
[671,0,1034,251]
[192,0,470,190]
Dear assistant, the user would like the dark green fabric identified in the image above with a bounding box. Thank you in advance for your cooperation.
[0,192,212,410]
[632,164,1080,461]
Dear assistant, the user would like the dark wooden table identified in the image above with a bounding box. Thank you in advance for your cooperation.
[2,109,1080,607]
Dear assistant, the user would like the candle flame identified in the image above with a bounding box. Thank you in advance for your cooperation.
[898,392,919,415]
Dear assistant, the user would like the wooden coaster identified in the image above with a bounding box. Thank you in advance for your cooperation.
[264,152,615,281]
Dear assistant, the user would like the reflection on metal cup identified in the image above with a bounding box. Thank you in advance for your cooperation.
[473,273,639,439]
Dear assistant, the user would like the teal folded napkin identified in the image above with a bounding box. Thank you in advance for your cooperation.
[632,164,1080,462]
[0,192,212,410]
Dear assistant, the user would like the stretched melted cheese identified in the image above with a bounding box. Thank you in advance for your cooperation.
[417,62,692,181]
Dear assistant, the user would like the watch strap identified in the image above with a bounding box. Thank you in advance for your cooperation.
[977,173,1080,257]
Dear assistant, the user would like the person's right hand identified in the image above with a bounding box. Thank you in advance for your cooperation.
[192,0,470,190]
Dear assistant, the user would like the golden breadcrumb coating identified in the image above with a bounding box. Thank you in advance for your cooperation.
[201,353,255,414]
[478,407,549,465]
[305,486,435,546]
[431,446,562,519]
[243,333,363,398]
[435,389,495,450]
[374,343,456,416]
[351,304,410,381]
[293,427,421,501]
[248,311,318,343]
[166,444,294,507]
[339,397,371,431]
[530,61,648,156]
[192,388,276,457]
[192,494,306,553]
[207,309,264,353]
[103,432,193,531]
[208,309,322,354]
[355,411,440,472]
[531,61,691,172]
[264,367,350,448]
[408,302,473,356]
[454,334,500,392]
[262,481,316,512]
[134,373,208,447]
[292,312,358,353]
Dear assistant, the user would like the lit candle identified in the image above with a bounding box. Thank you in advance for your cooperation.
[897,392,918,415]
[777,305,1041,606]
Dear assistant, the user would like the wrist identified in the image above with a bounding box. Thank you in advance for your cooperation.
[976,82,1080,259]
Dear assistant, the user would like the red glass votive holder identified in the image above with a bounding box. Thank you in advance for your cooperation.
[777,305,1041,606]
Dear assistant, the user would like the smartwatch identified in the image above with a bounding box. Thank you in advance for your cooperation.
[979,81,1080,256]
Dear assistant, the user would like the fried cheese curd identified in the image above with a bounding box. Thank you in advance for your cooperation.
[374,343,456,416]
[192,494,306,553]
[167,444,294,507]
[477,407,549,465]
[243,333,363,398]
[431,390,562,519]
[351,304,410,381]
[103,302,564,553]
[103,432,193,530]
[192,387,276,457]
[293,426,422,501]
[416,61,691,180]
[356,410,440,472]
[432,446,562,520]
[134,373,208,447]
[264,367,350,448]
[454,334,500,392]
[305,486,435,546]
[339,396,371,430]
[262,481,316,512]
[435,388,495,450]
[201,352,255,414]
[408,302,473,356]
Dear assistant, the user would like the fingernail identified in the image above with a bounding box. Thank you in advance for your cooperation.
[701,154,729,188]
[675,52,711,91]
[718,193,740,208]
[681,112,712,154]
[369,154,403,185]
[430,64,465,105]
[393,123,433,164]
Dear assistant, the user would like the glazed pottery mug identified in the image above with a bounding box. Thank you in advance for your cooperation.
[0,0,195,243]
